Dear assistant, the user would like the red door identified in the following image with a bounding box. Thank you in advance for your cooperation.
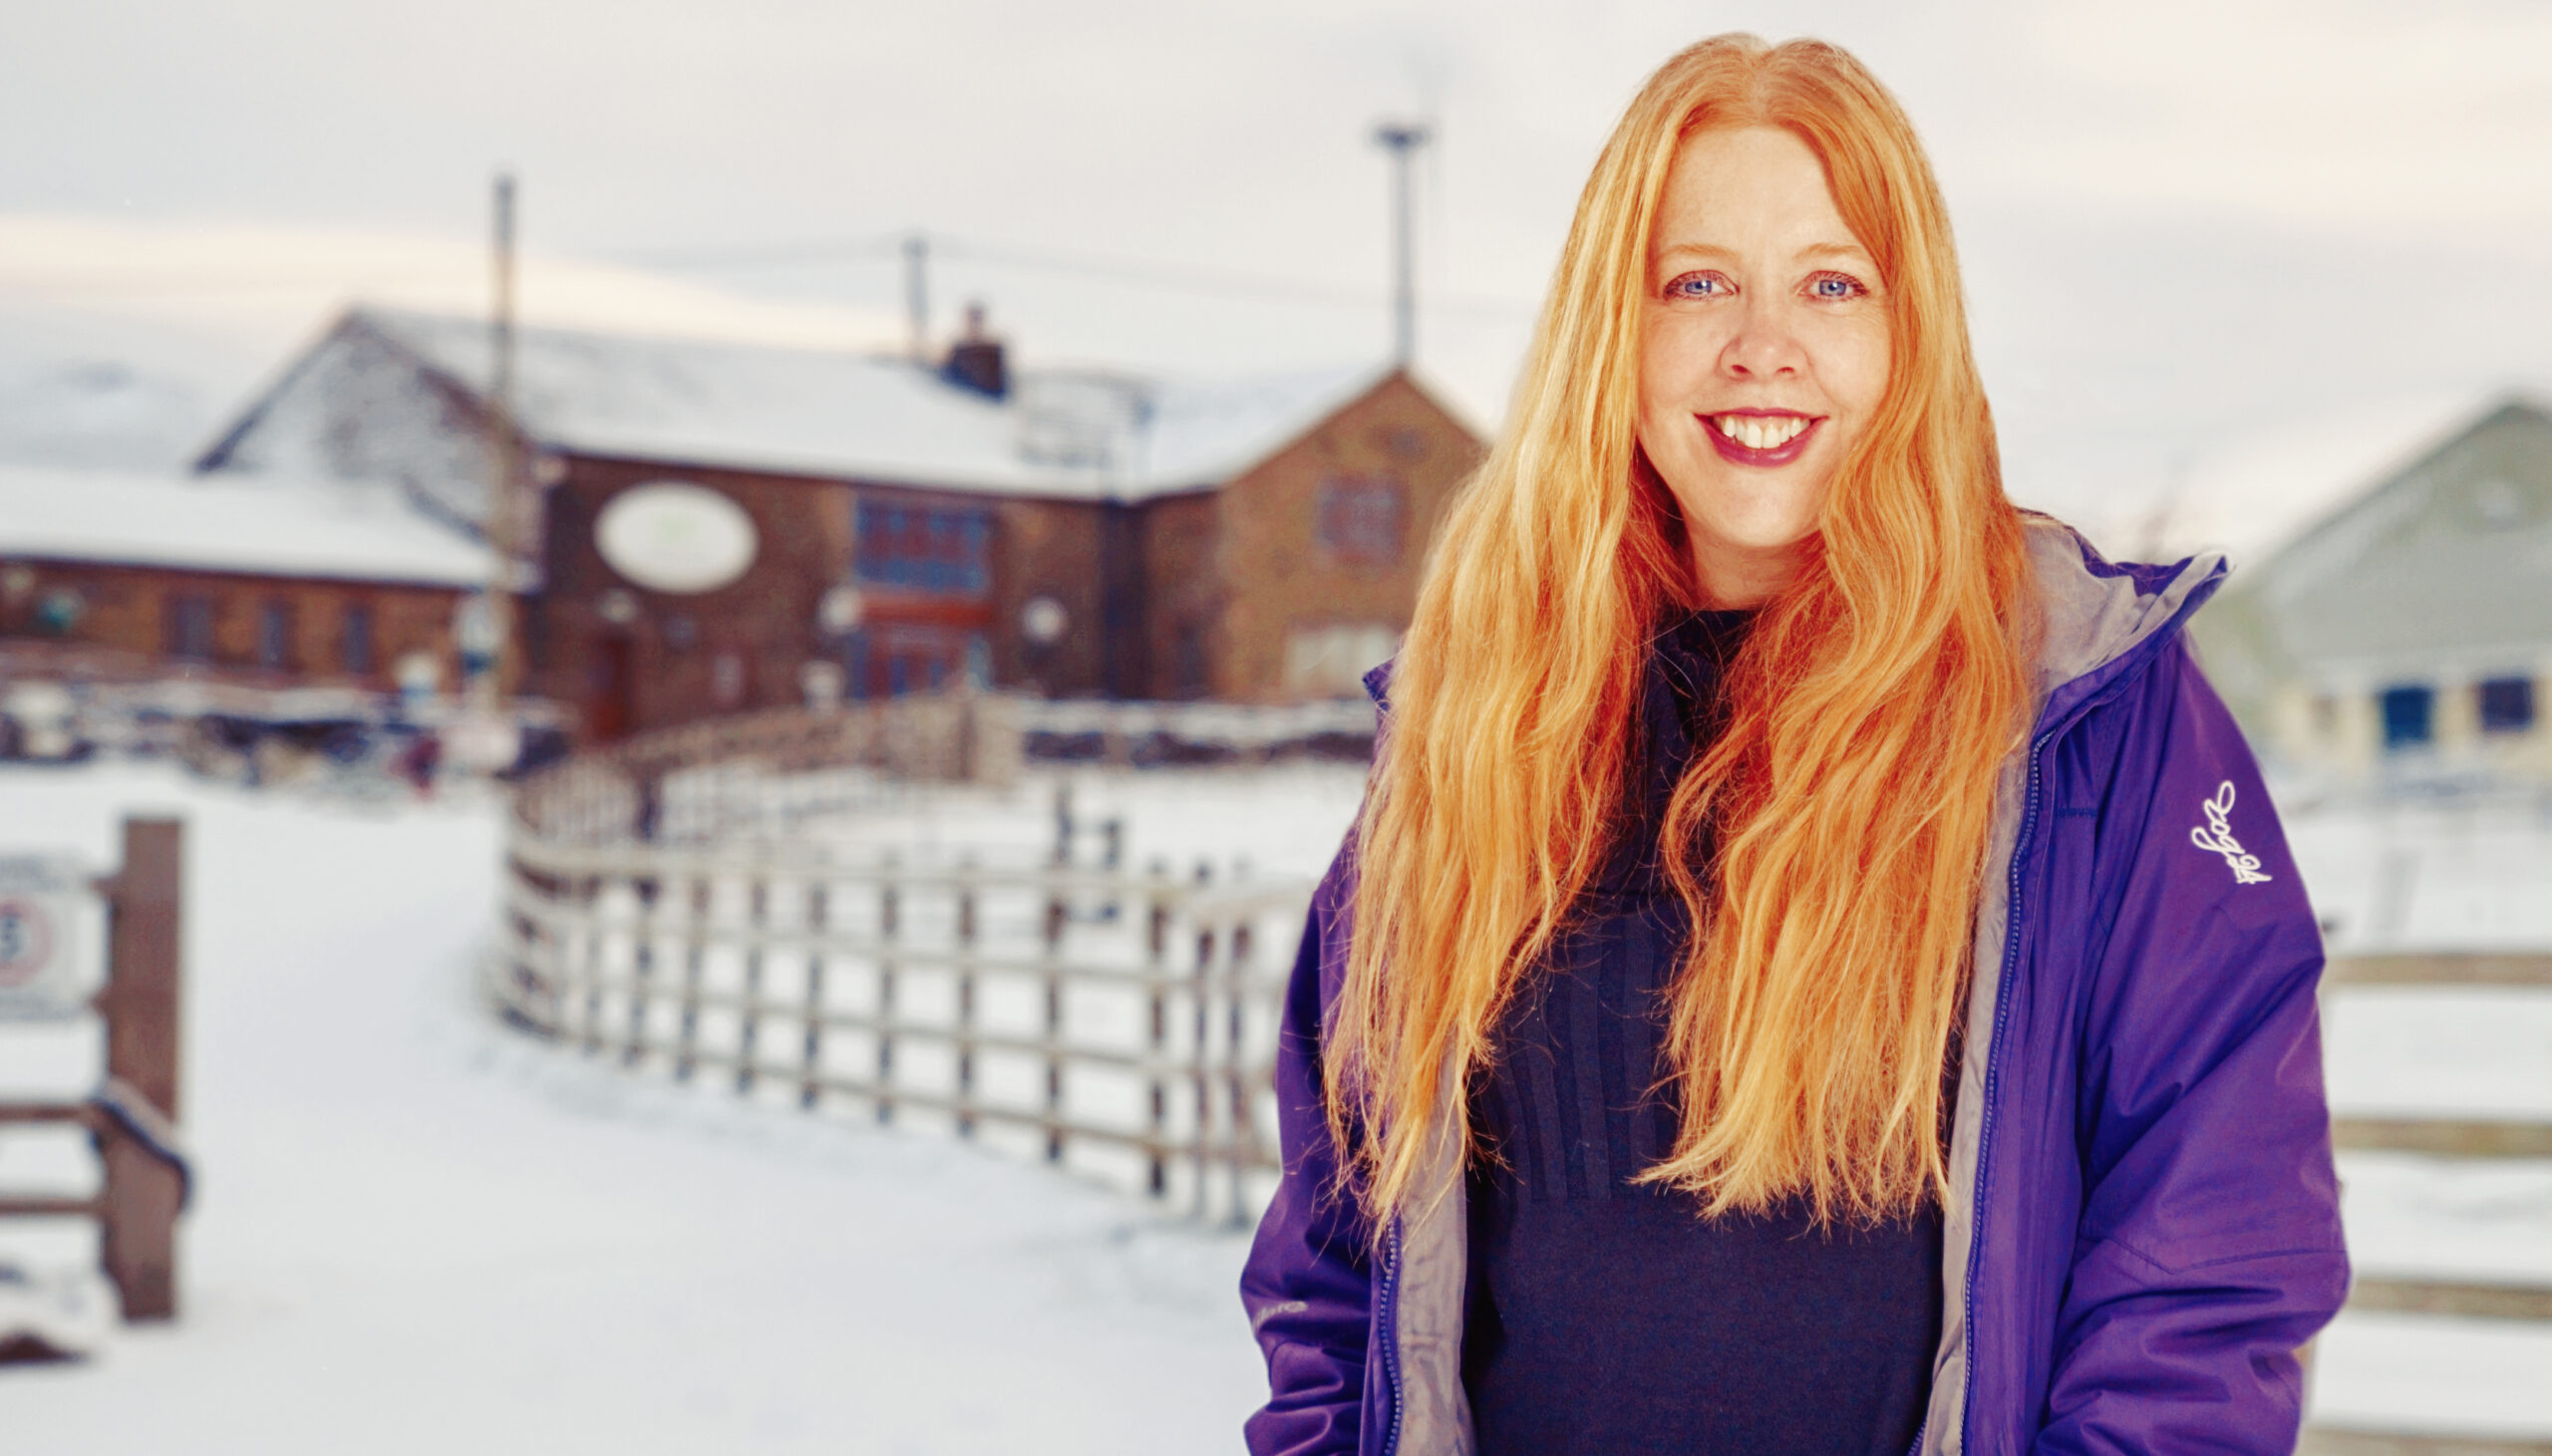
[592,634,636,741]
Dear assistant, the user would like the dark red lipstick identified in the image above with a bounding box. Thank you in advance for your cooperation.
[1702,409,1821,468]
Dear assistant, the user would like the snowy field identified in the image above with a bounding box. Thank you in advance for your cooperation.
[3,759,2550,1447]
[0,761,1362,1455]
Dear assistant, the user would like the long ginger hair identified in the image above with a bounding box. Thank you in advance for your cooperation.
[1328,34,2034,1230]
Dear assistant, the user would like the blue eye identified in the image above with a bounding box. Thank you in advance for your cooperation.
[1809,272,1867,300]
[1666,272,1730,299]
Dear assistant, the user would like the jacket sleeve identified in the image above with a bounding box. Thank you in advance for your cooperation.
[2036,641,2351,1455]
[1239,839,1375,1456]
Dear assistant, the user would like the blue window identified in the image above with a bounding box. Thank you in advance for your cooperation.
[342,604,376,675]
[2380,685,2433,750]
[257,599,294,670]
[854,502,991,596]
[166,595,215,662]
[1316,475,1405,566]
[2479,677,2536,734]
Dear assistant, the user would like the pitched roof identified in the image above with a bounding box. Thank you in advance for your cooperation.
[232,307,1399,504]
[2149,390,2499,567]
[0,464,490,588]
[2200,395,2552,676]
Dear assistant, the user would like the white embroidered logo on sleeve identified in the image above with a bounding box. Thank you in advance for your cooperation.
[2189,780,2272,885]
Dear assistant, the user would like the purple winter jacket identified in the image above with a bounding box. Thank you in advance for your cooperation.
[1240,519,2350,1456]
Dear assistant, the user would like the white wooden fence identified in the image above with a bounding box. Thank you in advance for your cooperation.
[2301,953,2552,1456]
[486,823,1308,1223]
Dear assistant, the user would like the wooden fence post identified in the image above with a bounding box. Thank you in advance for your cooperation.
[799,882,827,1110]
[1190,867,1214,1219]
[578,874,605,1054]
[1042,891,1067,1163]
[624,877,659,1066]
[675,876,709,1081]
[955,864,978,1138]
[876,865,899,1124]
[1226,916,1254,1224]
[1145,866,1170,1198]
[737,874,768,1095]
[99,816,183,1321]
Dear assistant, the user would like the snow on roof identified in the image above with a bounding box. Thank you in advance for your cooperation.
[0,464,490,587]
[2155,390,2519,567]
[355,307,1390,502]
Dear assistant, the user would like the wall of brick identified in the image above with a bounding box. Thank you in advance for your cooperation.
[511,373,1486,736]
[0,557,466,691]
[527,453,857,739]
[990,495,1114,698]
[1202,373,1483,703]
[1139,490,1223,700]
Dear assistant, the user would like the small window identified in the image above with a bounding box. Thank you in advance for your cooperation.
[257,599,295,670]
[33,588,84,635]
[2380,685,2433,751]
[165,595,216,662]
[2478,677,2536,734]
[341,604,376,676]
[1316,476,1405,566]
[1170,620,1209,697]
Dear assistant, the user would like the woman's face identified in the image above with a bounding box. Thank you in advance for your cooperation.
[1637,125,1891,608]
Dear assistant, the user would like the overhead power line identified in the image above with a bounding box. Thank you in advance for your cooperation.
[617,228,1535,318]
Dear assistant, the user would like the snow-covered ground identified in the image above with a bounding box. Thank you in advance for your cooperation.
[4,758,2549,1446]
[2278,799,2552,1439]
[0,761,1342,1454]
[2289,794,2552,954]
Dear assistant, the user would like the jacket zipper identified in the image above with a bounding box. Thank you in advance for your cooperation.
[1955,731,2051,1456]
[1379,1218,1405,1456]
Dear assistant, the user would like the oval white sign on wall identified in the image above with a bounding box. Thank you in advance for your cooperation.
[594,481,760,595]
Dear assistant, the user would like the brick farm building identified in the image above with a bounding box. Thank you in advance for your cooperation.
[0,464,488,706]
[198,307,1484,743]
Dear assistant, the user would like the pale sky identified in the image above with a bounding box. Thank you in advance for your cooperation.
[5,0,2549,543]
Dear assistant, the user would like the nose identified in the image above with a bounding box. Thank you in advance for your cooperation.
[1718,296,1804,380]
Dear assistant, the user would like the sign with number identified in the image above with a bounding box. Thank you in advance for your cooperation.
[0,855,104,1020]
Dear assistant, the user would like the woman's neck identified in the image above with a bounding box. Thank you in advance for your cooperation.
[1688,531,1811,609]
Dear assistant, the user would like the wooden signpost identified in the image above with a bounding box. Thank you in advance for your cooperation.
[0,818,188,1323]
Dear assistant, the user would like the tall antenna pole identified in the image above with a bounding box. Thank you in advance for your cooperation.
[480,171,520,710]
[903,232,930,362]
[1371,122,1430,370]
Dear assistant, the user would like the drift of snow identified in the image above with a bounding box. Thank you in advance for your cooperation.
[0,762,1314,1454]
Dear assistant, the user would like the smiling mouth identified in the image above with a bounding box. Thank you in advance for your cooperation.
[1702,411,1821,466]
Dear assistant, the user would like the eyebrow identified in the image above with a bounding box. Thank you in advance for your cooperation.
[1653,239,1875,267]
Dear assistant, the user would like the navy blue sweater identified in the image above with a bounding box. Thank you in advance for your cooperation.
[1461,610,1942,1456]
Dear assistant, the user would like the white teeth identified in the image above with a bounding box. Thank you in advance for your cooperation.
[1715,415,1808,450]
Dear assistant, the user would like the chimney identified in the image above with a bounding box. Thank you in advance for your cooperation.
[941,301,1008,400]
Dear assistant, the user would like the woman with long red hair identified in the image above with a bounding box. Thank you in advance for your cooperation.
[1242,33,2345,1456]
